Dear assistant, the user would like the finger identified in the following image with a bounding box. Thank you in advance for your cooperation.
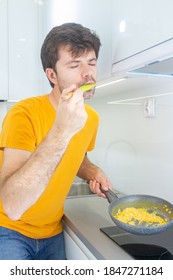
[90,180,105,198]
[61,85,85,103]
[89,179,97,193]
[96,182,106,198]
[61,92,73,101]
[62,88,84,104]
[61,84,77,101]
[70,88,84,104]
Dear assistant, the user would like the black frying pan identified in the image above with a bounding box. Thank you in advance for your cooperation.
[102,188,173,235]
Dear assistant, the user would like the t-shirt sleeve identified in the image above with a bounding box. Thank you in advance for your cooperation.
[0,106,36,152]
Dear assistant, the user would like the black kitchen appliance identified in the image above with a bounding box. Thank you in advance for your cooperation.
[100,225,173,259]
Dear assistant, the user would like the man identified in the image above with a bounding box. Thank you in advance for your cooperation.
[0,23,112,260]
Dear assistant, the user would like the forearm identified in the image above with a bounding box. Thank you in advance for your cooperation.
[77,156,112,197]
[0,124,71,220]
[77,156,100,181]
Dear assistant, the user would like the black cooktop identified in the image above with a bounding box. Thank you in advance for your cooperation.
[100,225,173,260]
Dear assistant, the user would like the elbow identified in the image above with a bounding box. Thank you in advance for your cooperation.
[0,182,23,221]
[5,208,21,221]
[6,212,21,221]
[2,201,22,221]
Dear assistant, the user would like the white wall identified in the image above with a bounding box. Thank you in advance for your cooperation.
[0,103,7,129]
[0,0,8,100]
[87,89,173,203]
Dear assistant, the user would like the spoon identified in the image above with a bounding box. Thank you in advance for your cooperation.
[62,83,96,100]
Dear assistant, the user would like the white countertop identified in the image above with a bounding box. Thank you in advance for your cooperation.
[63,195,133,260]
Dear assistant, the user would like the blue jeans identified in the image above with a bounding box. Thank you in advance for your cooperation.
[0,226,66,260]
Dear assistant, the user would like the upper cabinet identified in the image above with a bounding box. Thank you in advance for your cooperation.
[0,0,8,100]
[8,0,44,100]
[73,0,113,82]
[112,0,173,63]
[1,0,173,101]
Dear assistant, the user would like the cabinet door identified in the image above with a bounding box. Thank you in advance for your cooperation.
[63,225,96,260]
[64,230,89,260]
[74,0,113,81]
[8,0,43,101]
[112,0,173,63]
[0,0,8,100]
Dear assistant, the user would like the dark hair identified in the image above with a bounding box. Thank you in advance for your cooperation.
[40,23,101,87]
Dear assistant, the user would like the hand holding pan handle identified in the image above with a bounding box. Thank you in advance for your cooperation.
[100,187,119,203]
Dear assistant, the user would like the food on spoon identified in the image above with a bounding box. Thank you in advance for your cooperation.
[80,83,96,92]
[62,84,96,100]
[114,207,168,227]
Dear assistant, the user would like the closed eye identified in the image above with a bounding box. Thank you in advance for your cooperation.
[70,65,79,68]
[88,58,97,66]
[89,63,96,66]
[70,63,96,68]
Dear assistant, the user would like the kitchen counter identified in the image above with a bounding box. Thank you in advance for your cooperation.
[63,189,134,260]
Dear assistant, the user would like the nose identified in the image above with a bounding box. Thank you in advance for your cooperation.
[81,64,94,80]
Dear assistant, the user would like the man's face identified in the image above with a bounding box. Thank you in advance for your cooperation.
[54,46,97,99]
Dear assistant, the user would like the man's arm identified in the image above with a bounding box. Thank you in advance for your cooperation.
[0,126,72,221]
[0,86,87,220]
[77,155,112,198]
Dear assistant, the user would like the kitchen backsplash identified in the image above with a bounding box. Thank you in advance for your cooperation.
[87,90,173,203]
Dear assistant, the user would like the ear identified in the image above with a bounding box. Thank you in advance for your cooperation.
[45,68,57,86]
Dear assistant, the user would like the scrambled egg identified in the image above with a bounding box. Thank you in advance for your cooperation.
[163,204,172,214]
[114,207,168,227]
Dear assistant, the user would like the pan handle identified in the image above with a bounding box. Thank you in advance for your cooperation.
[100,188,118,203]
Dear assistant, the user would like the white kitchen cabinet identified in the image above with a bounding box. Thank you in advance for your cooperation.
[64,224,96,260]
[0,0,8,100]
[8,0,44,101]
[73,0,113,81]
[112,0,173,63]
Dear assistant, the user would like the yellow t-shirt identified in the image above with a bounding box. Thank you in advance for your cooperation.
[0,94,99,238]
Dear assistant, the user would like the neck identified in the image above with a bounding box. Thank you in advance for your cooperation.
[48,86,61,110]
